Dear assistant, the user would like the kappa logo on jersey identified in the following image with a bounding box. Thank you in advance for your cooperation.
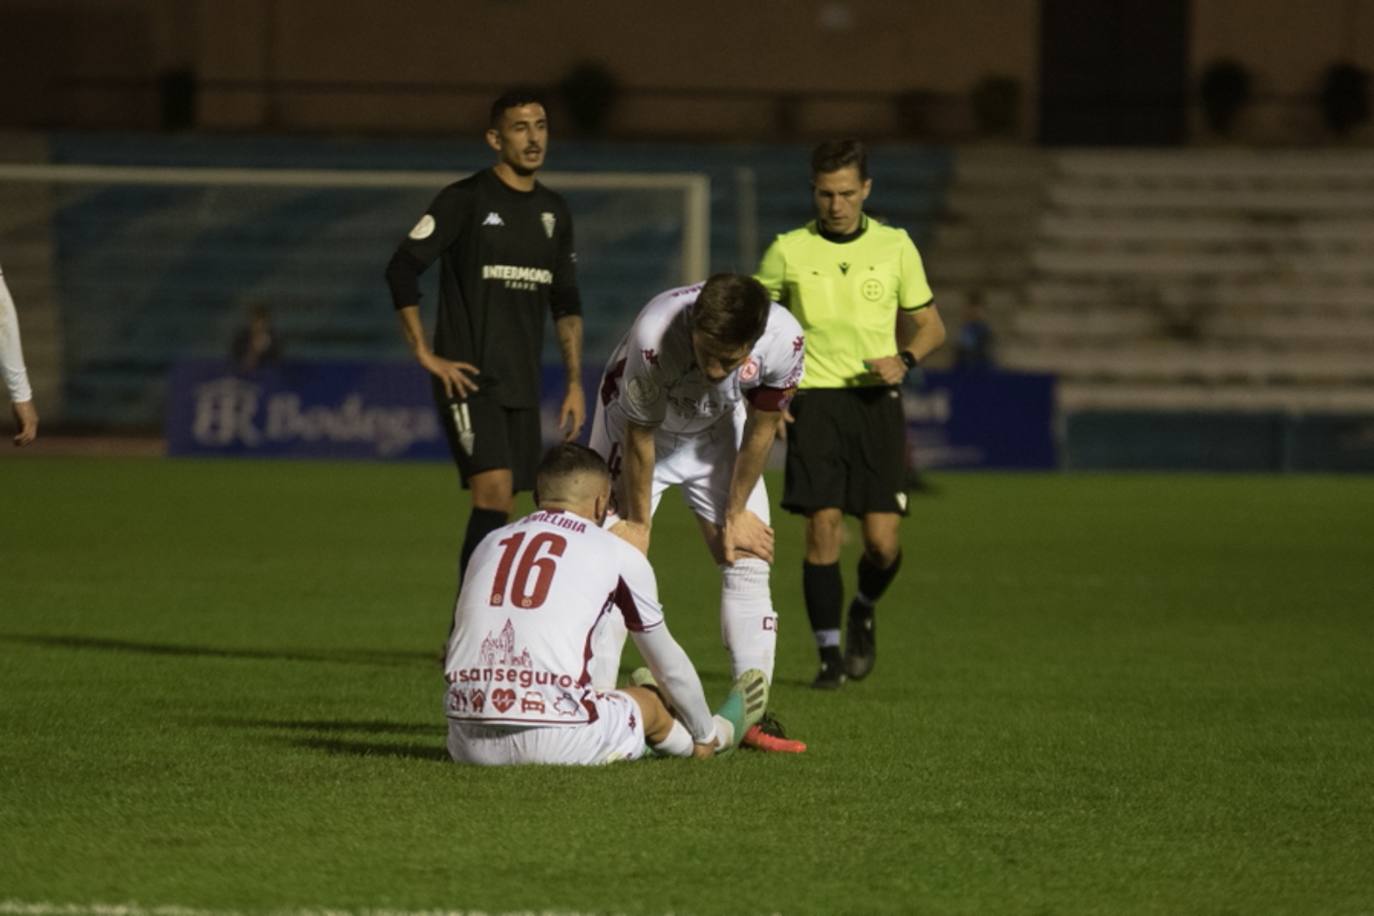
[408,214,436,240]
[482,211,505,227]
[739,356,761,382]
[541,211,556,238]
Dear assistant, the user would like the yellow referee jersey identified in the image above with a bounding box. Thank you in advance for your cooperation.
[755,218,934,389]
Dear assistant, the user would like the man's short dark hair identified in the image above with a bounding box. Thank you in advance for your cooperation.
[535,443,609,495]
[811,139,869,181]
[490,88,547,129]
[691,273,770,349]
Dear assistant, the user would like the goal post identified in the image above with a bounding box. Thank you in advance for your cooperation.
[0,162,710,427]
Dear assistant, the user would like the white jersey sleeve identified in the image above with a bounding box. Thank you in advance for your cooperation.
[607,537,666,633]
[612,285,699,429]
[742,303,805,412]
[0,266,33,404]
[614,539,716,742]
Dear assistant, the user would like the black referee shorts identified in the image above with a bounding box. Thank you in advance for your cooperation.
[433,385,542,493]
[782,386,909,518]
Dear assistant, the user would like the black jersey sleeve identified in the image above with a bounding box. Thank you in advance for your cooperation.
[549,198,582,320]
[384,183,471,310]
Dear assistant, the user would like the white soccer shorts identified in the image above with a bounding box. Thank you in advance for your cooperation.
[590,407,771,529]
[446,689,647,766]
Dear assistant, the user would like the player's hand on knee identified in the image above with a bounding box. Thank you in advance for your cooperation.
[611,520,651,555]
[724,510,774,565]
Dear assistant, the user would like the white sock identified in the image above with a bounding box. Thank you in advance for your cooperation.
[719,557,776,682]
[712,714,736,749]
[651,719,695,758]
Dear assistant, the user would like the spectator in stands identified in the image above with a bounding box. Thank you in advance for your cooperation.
[954,294,995,370]
[0,263,38,446]
[755,139,945,690]
[230,304,282,373]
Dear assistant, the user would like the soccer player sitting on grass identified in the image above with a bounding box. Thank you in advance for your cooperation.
[444,443,768,766]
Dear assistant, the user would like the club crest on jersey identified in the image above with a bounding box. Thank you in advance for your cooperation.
[482,211,505,227]
[895,492,908,512]
[408,214,436,240]
[739,356,761,382]
[541,211,556,238]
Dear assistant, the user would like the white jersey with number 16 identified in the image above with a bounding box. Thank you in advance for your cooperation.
[443,509,663,728]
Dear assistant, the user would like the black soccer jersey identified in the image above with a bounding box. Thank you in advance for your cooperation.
[386,168,581,408]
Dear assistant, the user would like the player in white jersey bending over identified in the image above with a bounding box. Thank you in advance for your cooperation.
[444,443,768,766]
[590,274,808,753]
[0,264,39,446]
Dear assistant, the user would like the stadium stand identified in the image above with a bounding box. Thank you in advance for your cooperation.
[983,150,1374,414]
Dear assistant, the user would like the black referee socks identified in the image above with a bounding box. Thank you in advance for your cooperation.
[802,561,844,646]
[856,550,903,609]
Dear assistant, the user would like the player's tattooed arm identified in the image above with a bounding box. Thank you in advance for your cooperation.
[722,404,787,564]
[554,315,585,440]
[611,421,656,554]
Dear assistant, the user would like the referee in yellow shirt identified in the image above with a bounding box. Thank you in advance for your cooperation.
[756,140,945,688]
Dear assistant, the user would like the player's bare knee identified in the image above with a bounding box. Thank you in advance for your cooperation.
[805,510,844,564]
[624,686,673,743]
[470,471,515,512]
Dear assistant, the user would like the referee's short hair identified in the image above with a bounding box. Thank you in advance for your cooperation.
[692,273,770,348]
[811,139,869,181]
[535,443,609,498]
[490,87,546,128]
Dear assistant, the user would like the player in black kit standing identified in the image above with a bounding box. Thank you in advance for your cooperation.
[385,89,585,583]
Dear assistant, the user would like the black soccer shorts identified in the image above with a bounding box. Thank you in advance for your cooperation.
[781,386,909,518]
[434,385,542,493]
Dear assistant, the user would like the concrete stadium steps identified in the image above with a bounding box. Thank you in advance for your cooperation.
[1000,343,1374,384]
[1057,381,1374,414]
[925,148,1048,367]
[995,150,1374,406]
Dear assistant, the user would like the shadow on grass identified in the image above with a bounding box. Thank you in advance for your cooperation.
[209,716,442,736]
[208,716,450,763]
[283,735,451,763]
[0,633,432,667]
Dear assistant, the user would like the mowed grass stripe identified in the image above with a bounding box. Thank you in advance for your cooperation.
[1,457,1372,914]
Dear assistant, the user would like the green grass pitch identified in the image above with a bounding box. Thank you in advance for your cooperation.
[2,457,1372,915]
